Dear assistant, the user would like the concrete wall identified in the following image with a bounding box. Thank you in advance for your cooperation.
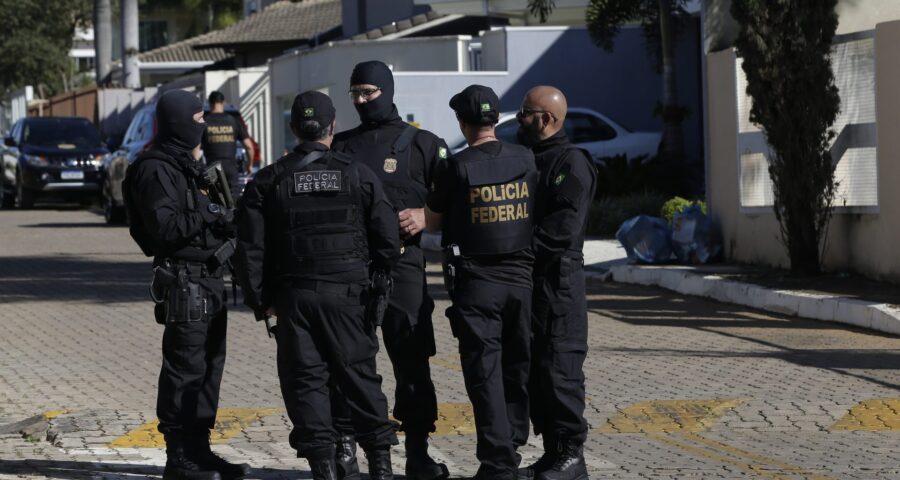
[268,23,703,163]
[706,20,900,281]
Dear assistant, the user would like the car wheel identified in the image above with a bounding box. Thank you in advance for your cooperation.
[0,184,13,208]
[15,172,34,209]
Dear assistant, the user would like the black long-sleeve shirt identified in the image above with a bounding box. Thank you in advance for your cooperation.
[234,141,400,314]
[531,131,597,270]
[125,148,226,260]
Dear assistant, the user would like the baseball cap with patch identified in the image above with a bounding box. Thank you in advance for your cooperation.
[449,84,500,125]
[290,90,336,127]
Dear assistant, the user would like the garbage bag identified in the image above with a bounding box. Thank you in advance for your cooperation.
[671,205,721,264]
[615,215,674,264]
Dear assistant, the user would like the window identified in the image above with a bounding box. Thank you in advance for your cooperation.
[565,113,616,143]
[22,118,102,149]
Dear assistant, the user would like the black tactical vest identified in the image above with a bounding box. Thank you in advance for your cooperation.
[446,142,537,256]
[340,125,424,211]
[270,150,369,276]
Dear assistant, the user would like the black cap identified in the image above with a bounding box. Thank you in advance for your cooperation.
[449,84,500,125]
[290,91,335,127]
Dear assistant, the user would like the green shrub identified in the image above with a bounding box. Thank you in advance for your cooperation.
[660,196,707,224]
[587,190,670,236]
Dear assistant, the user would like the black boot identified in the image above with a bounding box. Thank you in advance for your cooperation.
[308,456,339,480]
[524,434,559,477]
[535,438,588,480]
[404,432,449,480]
[334,435,360,480]
[364,447,394,480]
[163,433,222,480]
[186,430,251,480]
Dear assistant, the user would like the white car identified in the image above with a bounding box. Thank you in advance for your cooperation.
[451,107,662,165]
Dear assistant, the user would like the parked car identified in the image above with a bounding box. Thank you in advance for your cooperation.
[101,103,259,224]
[450,107,662,165]
[0,117,108,209]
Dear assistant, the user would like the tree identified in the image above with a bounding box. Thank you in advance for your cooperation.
[0,0,91,97]
[528,0,690,163]
[731,0,840,275]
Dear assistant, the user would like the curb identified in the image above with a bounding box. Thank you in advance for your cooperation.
[591,264,900,337]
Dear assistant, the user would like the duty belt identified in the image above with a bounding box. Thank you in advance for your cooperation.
[290,279,365,297]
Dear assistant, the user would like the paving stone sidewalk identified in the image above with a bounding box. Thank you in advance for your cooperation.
[1,210,899,479]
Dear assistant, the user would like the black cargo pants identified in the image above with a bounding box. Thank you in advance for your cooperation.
[529,257,589,445]
[447,277,531,480]
[276,281,398,458]
[157,266,227,435]
[333,245,439,437]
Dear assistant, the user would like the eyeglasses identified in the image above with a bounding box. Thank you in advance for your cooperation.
[348,87,381,100]
[516,108,557,122]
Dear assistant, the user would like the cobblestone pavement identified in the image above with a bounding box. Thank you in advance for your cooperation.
[1,208,899,479]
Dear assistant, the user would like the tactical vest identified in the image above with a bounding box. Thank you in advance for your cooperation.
[270,150,369,276]
[446,142,537,256]
[340,125,424,211]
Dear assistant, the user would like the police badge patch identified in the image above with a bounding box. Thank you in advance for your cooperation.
[383,158,398,173]
[293,170,342,194]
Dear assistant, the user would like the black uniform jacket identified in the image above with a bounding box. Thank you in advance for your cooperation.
[531,131,597,272]
[125,146,227,260]
[234,141,400,315]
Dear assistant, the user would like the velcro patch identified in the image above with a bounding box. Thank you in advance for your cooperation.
[293,170,342,194]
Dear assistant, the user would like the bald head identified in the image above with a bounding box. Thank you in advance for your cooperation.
[517,86,568,145]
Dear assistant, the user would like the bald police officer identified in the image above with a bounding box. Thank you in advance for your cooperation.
[426,85,538,480]
[330,60,450,480]
[234,91,399,480]
[518,86,596,480]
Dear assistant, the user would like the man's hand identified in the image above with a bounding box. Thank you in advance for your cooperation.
[265,307,276,318]
[398,208,426,239]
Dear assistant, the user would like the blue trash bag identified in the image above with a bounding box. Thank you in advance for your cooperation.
[671,205,721,264]
[615,215,674,264]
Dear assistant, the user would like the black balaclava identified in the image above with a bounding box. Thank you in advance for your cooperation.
[155,90,206,156]
[350,61,397,125]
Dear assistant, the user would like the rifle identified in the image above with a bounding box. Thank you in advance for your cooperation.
[201,161,235,209]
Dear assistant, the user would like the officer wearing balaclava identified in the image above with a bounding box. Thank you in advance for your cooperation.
[330,61,451,480]
[123,89,250,480]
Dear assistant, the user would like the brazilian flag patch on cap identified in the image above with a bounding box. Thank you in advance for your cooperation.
[480,102,491,112]
[304,107,315,117]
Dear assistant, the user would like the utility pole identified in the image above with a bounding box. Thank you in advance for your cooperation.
[121,0,140,88]
[94,0,112,86]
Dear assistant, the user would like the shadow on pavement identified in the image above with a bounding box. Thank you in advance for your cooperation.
[589,282,900,390]
[0,255,148,304]
[0,460,161,480]
[21,222,121,229]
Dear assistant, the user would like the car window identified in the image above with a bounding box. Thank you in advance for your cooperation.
[10,120,22,143]
[494,118,520,144]
[565,113,616,143]
[22,118,102,149]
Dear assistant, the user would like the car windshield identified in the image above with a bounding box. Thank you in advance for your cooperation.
[23,118,102,149]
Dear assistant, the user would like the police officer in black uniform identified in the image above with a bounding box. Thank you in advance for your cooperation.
[122,89,250,480]
[234,91,400,480]
[201,91,255,198]
[330,60,450,480]
[425,85,538,480]
[518,86,596,480]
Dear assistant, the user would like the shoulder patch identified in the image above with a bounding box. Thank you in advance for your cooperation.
[293,170,342,194]
[438,146,448,159]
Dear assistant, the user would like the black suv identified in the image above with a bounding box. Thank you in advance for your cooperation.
[1,117,108,208]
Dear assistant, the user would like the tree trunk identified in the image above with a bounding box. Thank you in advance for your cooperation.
[657,0,685,162]
[121,0,140,88]
[94,0,112,85]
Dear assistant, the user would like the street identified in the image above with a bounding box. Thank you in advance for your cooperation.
[1,208,899,479]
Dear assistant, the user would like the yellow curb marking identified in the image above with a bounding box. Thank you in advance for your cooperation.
[42,410,70,420]
[432,402,476,436]
[429,355,462,372]
[829,398,900,431]
[109,408,282,448]
[599,399,746,433]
